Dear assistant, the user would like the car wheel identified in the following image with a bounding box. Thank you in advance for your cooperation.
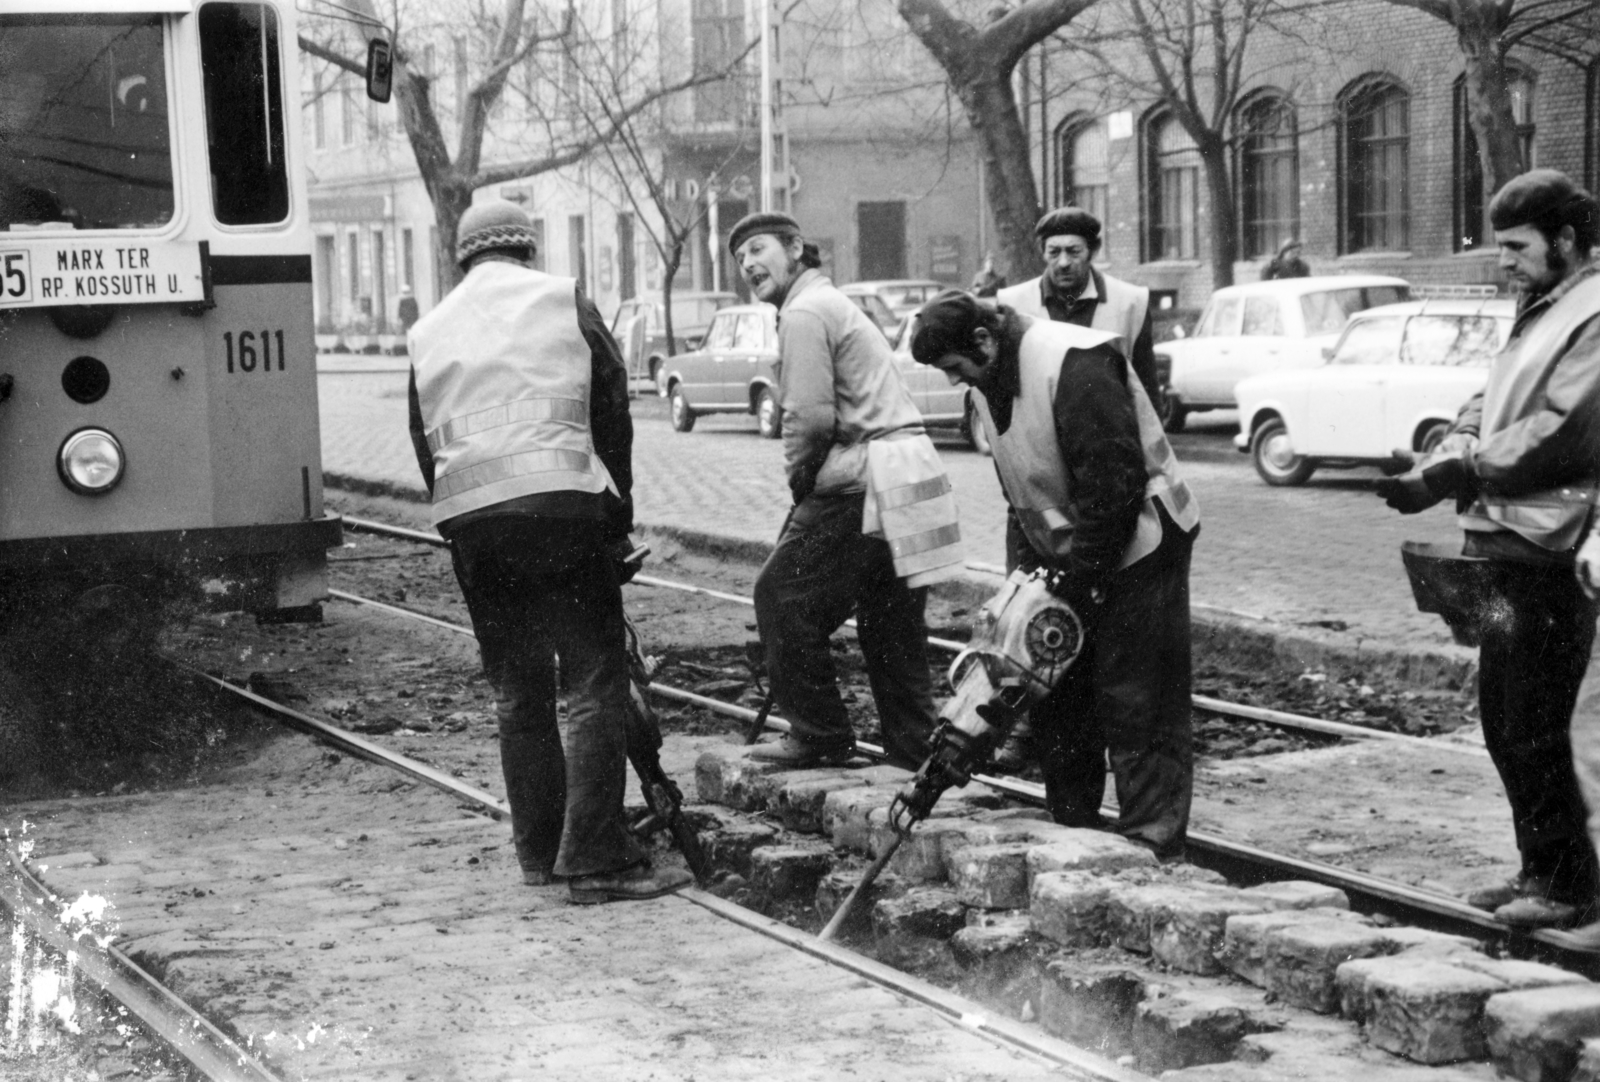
[756,387,782,439]
[1417,420,1451,456]
[669,387,697,433]
[1159,392,1187,433]
[962,396,993,457]
[650,357,666,397]
[1251,418,1314,486]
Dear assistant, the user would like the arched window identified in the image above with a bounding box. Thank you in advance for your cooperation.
[1056,115,1109,224]
[1237,93,1299,259]
[1145,109,1200,261]
[1340,77,1410,253]
[1454,71,1534,251]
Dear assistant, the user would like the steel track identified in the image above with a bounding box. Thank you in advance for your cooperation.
[0,848,283,1082]
[339,515,1485,758]
[316,581,1592,967]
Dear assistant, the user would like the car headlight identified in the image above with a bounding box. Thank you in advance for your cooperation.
[58,428,125,496]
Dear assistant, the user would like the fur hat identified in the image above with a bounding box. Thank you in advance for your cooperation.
[728,211,801,256]
[1034,206,1103,250]
[456,201,540,268]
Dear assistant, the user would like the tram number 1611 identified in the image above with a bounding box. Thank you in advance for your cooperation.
[223,330,287,373]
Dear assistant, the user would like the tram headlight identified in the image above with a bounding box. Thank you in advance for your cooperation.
[57,428,125,496]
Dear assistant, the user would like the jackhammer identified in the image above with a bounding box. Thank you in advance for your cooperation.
[622,610,713,884]
[818,568,1089,940]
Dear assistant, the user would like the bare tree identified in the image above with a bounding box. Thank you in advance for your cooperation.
[1378,0,1597,198]
[298,0,739,290]
[1064,0,1312,287]
[895,0,1100,282]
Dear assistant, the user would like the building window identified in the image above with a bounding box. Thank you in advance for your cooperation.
[347,231,360,306]
[691,0,745,124]
[1145,109,1200,261]
[402,228,414,289]
[1237,93,1298,259]
[341,78,356,146]
[1340,77,1410,253]
[1454,72,1534,251]
[568,215,587,293]
[313,73,326,149]
[1055,116,1109,225]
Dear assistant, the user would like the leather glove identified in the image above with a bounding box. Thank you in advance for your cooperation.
[1374,455,1475,515]
[1578,529,1600,601]
[609,536,647,585]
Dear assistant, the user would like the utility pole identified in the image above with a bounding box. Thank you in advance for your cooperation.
[758,0,773,212]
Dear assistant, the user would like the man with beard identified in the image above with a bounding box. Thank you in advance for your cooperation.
[730,211,958,770]
[1378,169,1600,929]
[997,206,1159,404]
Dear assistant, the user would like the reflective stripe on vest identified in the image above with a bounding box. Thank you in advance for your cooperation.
[409,263,614,525]
[1458,272,1600,552]
[975,318,1199,569]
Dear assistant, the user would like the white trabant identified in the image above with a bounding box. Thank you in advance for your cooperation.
[1155,275,1410,431]
[1233,298,1516,486]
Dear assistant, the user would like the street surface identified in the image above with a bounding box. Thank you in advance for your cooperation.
[317,359,1467,658]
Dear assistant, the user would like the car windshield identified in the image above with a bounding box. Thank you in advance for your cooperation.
[1331,316,1406,365]
[1401,315,1507,367]
[886,284,939,307]
[671,295,734,329]
[0,14,174,231]
[1300,285,1409,336]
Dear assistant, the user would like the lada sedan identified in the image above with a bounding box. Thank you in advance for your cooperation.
[1155,275,1410,431]
[661,304,784,438]
[1233,298,1515,486]
[610,291,738,392]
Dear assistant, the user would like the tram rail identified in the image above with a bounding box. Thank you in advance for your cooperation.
[313,573,1593,968]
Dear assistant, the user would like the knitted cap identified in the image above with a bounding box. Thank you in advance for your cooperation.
[456,201,540,267]
[728,211,801,256]
[1034,206,1102,249]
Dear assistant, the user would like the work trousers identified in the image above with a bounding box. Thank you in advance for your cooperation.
[754,491,936,769]
[448,516,645,880]
[1032,531,1195,858]
[1479,559,1597,904]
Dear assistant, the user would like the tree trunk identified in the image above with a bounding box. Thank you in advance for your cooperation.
[1197,131,1236,289]
[431,185,474,295]
[1456,8,1524,204]
[661,240,684,356]
[958,68,1043,286]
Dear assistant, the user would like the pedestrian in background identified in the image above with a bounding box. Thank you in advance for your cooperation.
[910,289,1201,859]
[407,200,690,905]
[1260,238,1310,281]
[731,211,960,770]
[1378,168,1600,929]
[998,206,1160,405]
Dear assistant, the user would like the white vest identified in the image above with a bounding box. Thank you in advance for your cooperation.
[1458,273,1600,552]
[997,272,1150,357]
[408,261,617,526]
[972,318,1200,570]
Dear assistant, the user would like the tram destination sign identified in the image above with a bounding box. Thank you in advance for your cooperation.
[0,239,206,309]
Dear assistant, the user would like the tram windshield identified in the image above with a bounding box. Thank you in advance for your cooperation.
[0,15,175,232]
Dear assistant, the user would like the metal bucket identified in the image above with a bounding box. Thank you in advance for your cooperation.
[1400,541,1495,647]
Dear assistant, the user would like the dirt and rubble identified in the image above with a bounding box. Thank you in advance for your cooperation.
[0,487,1540,1079]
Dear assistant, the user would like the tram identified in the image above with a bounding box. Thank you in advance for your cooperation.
[0,0,342,616]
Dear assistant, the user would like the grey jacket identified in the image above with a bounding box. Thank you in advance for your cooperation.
[776,269,923,500]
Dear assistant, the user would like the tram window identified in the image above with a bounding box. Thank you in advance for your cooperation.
[0,15,175,231]
[199,3,289,225]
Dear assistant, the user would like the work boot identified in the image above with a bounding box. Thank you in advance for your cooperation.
[1465,872,1547,911]
[748,734,855,768]
[568,862,693,905]
[521,867,558,887]
[1494,894,1581,929]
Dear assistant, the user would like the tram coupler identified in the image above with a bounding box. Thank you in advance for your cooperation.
[622,615,711,883]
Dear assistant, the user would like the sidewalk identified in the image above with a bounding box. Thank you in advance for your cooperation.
[317,364,1474,684]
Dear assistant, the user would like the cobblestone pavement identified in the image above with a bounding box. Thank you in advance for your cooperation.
[318,368,1468,658]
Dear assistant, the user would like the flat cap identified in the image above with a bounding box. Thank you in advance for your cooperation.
[1034,206,1102,247]
[456,201,540,267]
[910,289,987,366]
[728,211,801,256]
[1489,168,1596,233]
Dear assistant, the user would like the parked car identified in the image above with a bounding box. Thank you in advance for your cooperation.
[1154,275,1410,432]
[1233,298,1515,486]
[842,279,946,337]
[610,291,739,391]
[889,309,991,455]
[660,304,784,438]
